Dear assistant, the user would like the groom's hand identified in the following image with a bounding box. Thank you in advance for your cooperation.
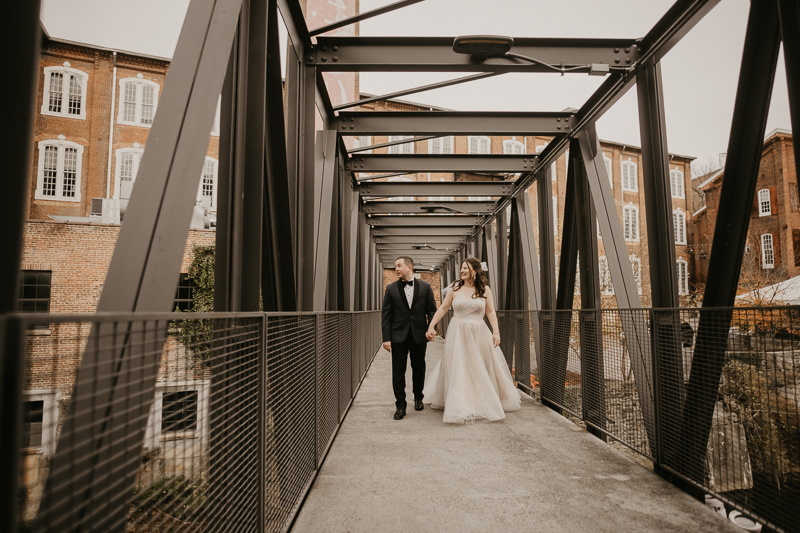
[425,330,435,341]
[382,341,392,352]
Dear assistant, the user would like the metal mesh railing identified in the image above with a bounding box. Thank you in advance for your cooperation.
[12,310,381,533]
[497,307,800,533]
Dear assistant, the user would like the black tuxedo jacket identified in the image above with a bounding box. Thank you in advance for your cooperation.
[381,279,437,345]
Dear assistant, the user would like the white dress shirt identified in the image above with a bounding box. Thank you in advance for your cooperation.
[403,280,414,307]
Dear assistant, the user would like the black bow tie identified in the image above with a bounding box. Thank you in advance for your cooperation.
[400,280,414,287]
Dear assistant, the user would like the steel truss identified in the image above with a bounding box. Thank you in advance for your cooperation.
[4,0,799,528]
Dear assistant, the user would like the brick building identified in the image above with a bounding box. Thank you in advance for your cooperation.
[369,97,697,306]
[692,129,797,290]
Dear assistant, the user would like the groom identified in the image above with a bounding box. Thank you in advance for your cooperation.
[381,256,437,420]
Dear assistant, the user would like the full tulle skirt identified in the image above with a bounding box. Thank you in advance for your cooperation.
[422,317,521,424]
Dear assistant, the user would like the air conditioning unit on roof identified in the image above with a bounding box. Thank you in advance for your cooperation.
[89,198,122,224]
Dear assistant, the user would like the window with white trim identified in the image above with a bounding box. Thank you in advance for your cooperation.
[761,233,775,269]
[676,259,689,295]
[503,139,524,154]
[623,204,639,241]
[468,136,491,154]
[553,196,558,236]
[672,209,686,245]
[197,157,218,212]
[211,95,221,136]
[388,135,414,154]
[630,255,642,295]
[758,188,771,216]
[599,256,613,295]
[604,155,613,188]
[41,65,88,119]
[117,76,160,127]
[670,168,684,198]
[430,136,454,154]
[114,144,145,200]
[144,380,210,448]
[21,390,59,456]
[621,158,638,192]
[35,138,83,202]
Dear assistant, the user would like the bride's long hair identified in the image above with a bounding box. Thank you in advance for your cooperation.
[453,257,488,299]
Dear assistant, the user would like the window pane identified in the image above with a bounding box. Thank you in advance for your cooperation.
[43,146,58,196]
[141,85,154,124]
[23,401,44,447]
[162,390,198,432]
[19,270,52,313]
[62,148,77,198]
[68,75,82,115]
[201,160,216,208]
[48,72,63,113]
[123,83,137,122]
[443,136,452,153]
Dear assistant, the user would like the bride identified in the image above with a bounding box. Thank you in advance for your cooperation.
[423,257,521,424]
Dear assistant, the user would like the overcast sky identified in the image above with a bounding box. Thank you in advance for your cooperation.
[41,0,791,172]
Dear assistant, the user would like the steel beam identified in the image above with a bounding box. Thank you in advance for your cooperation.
[363,201,496,215]
[372,226,475,236]
[367,215,484,226]
[684,0,782,488]
[483,225,499,294]
[373,235,468,244]
[338,111,573,136]
[313,131,338,310]
[312,36,640,72]
[358,181,513,197]
[346,154,536,173]
[496,205,508,310]
[778,0,800,178]
[513,193,542,387]
[537,169,556,311]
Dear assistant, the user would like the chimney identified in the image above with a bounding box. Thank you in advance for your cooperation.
[719,153,727,168]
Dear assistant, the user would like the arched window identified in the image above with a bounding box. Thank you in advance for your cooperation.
[676,259,688,295]
[621,158,638,192]
[35,138,83,202]
[670,168,684,198]
[599,256,613,295]
[388,135,414,154]
[623,204,639,241]
[114,144,145,200]
[118,76,160,126]
[758,188,772,216]
[429,136,453,154]
[42,65,88,119]
[761,234,775,268]
[630,255,642,294]
[673,209,686,245]
[197,157,218,212]
[468,136,491,154]
[604,154,613,188]
[503,139,524,154]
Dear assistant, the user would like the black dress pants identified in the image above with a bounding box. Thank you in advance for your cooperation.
[391,330,427,409]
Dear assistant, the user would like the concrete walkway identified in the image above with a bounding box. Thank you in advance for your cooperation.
[292,338,739,533]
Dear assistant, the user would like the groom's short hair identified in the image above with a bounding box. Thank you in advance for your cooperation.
[396,256,414,269]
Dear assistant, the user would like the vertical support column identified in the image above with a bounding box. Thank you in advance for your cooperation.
[683,0,782,487]
[483,225,500,294]
[312,130,338,311]
[637,58,681,469]
[513,192,542,388]
[496,205,508,310]
[537,170,557,311]
[344,188,359,311]
[778,0,800,175]
[298,62,318,310]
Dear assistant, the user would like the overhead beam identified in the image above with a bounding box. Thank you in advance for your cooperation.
[358,181,513,197]
[311,36,640,72]
[338,111,573,136]
[373,235,467,244]
[346,154,537,173]
[372,226,476,236]
[367,215,485,226]
[362,201,497,215]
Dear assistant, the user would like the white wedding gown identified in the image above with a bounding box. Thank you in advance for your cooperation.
[422,294,521,424]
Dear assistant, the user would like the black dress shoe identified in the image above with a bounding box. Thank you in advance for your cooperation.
[414,400,424,411]
[394,408,406,420]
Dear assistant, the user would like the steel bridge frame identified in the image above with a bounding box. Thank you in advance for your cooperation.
[3,0,799,529]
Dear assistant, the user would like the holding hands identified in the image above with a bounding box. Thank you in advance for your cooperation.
[426,328,436,342]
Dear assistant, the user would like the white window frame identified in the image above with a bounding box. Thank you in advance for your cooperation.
[114,145,145,200]
[117,77,160,127]
[599,256,613,295]
[41,65,88,120]
[197,156,219,212]
[673,209,687,245]
[670,168,685,198]
[144,380,210,450]
[761,233,775,269]
[21,390,59,456]
[468,136,491,154]
[35,138,84,202]
[211,95,221,136]
[553,196,558,236]
[758,188,772,216]
[621,158,638,192]
[630,255,642,295]
[623,204,639,242]
[429,136,454,154]
[503,139,525,154]
[388,135,414,154]
[603,154,613,188]
[676,259,689,295]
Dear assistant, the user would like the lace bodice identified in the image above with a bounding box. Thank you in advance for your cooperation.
[452,294,486,321]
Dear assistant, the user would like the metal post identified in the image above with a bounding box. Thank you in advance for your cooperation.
[778,0,800,177]
[683,0,782,488]
[313,130,338,310]
[496,206,508,310]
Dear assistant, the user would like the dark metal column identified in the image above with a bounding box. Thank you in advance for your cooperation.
[483,225,500,294]
[513,193,542,386]
[496,204,508,310]
[682,0,782,487]
[313,130,338,310]
[538,169,557,311]
[637,58,683,471]
[778,0,800,177]
[298,62,318,310]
